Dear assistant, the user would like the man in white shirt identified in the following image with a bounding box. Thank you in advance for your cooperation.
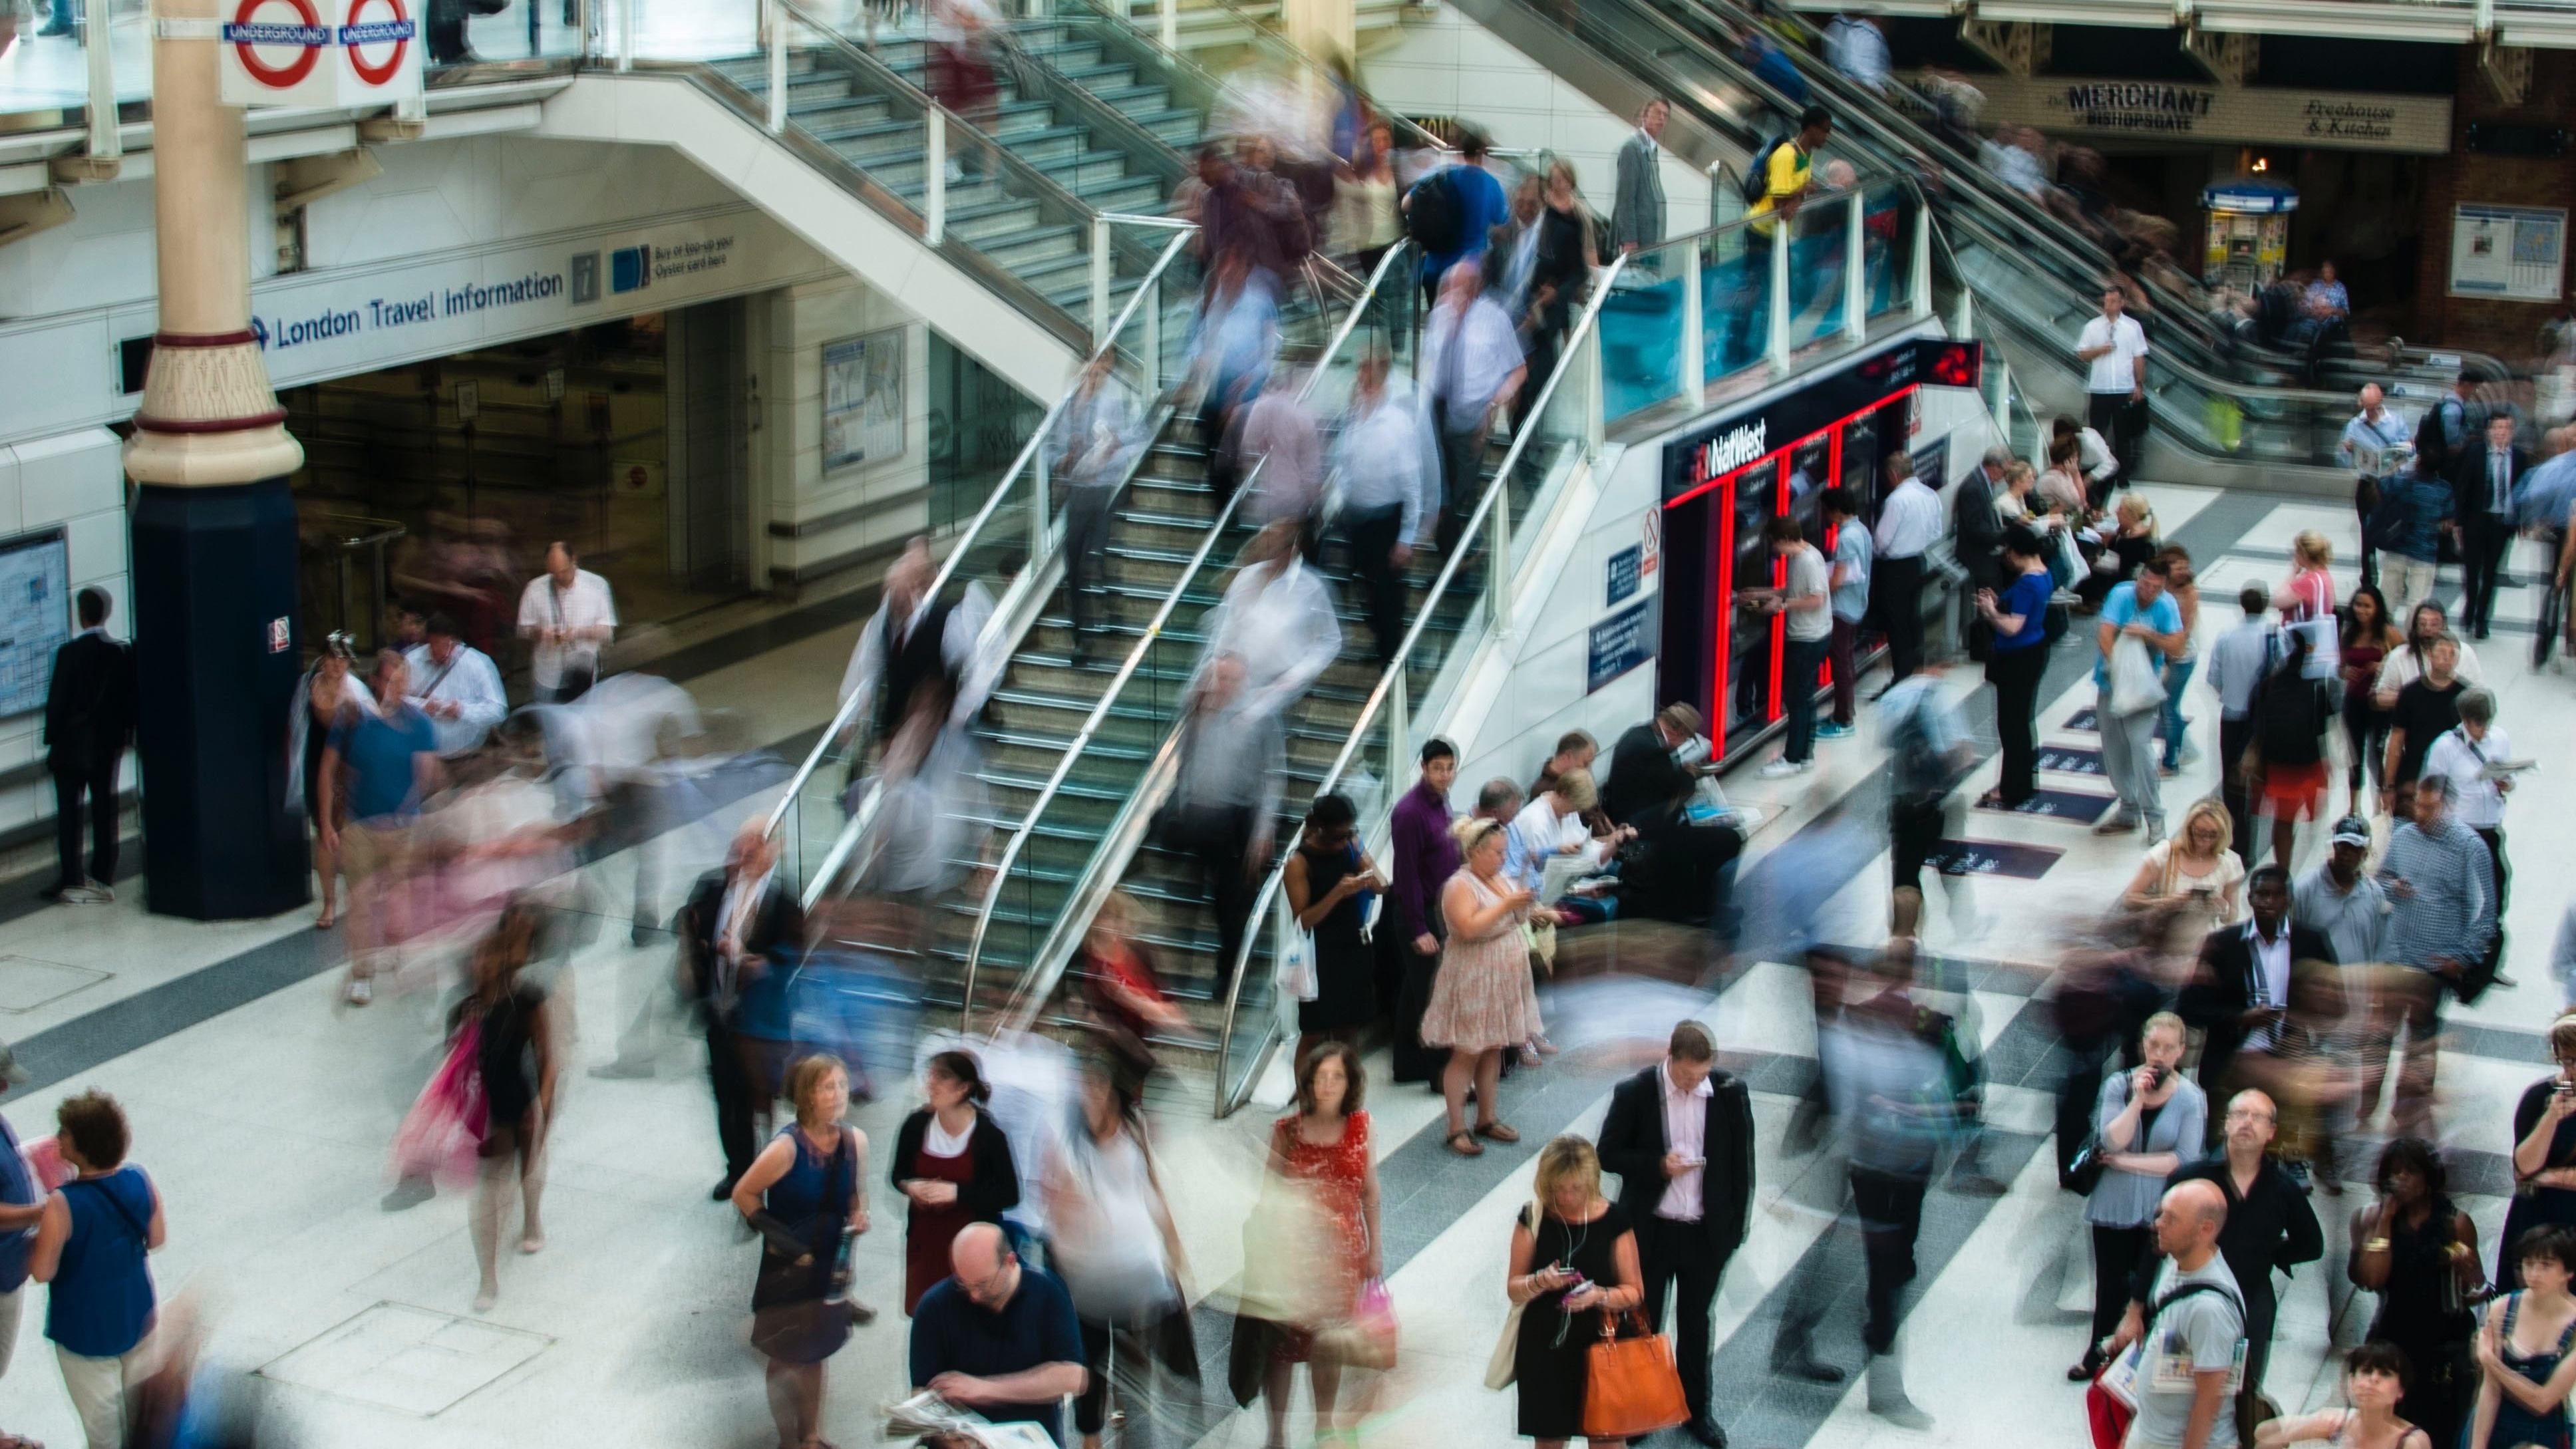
[402,613,508,758]
[2340,384,2412,586]
[2076,286,2150,483]
[516,540,617,703]
[1824,11,1891,93]
[2420,687,2513,939]
[1750,516,1835,778]
[1423,261,1526,556]
[1197,520,1341,719]
[1870,455,1945,688]
[1333,353,1441,670]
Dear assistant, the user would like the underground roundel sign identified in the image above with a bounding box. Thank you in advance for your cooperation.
[218,0,422,108]
[339,0,415,88]
[221,0,329,91]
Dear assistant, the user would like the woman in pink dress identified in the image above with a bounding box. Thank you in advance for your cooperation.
[1420,817,1539,1158]
[1263,1041,1383,1446]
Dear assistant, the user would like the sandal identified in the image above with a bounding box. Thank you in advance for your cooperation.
[0,1434,45,1449]
[1474,1121,1521,1144]
[1445,1130,1484,1157]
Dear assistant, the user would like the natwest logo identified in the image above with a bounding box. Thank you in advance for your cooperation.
[1695,419,1768,481]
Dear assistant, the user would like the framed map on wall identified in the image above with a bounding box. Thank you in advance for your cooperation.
[0,530,71,718]
[823,328,905,471]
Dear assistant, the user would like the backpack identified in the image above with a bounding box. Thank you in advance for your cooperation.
[1886,687,1953,808]
[2363,481,2416,556]
[2253,663,2326,766]
[1406,167,1464,257]
[1739,138,1790,204]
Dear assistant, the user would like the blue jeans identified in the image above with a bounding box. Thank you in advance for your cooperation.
[45,0,74,29]
[2159,656,2197,769]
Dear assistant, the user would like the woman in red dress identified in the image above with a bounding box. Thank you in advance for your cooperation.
[1263,1042,1384,1448]
[890,1050,1020,1314]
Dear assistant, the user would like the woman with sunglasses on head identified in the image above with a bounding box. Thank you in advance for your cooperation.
[2500,1017,2576,1292]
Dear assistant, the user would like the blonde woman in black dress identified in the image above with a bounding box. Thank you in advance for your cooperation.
[1502,1135,1643,1448]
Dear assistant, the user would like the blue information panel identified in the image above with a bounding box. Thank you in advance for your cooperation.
[0,530,69,719]
[1588,601,1655,694]
[1605,544,1643,607]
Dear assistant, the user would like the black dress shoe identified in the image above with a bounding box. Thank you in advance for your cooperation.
[1683,1414,1728,1447]
[1774,1352,1845,1384]
[711,1175,739,1202]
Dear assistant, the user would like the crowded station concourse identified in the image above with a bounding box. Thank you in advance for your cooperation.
[11,0,2576,1446]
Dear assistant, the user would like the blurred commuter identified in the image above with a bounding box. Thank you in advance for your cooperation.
[2421,687,2513,937]
[1068,889,1187,1082]
[1880,661,1972,913]
[1423,818,1538,1157]
[2177,862,2326,1120]
[31,1090,162,1449]
[1406,128,1508,306]
[1502,1136,1643,1449]
[1050,1055,1192,1449]
[2338,587,2404,817]
[1824,488,1874,737]
[894,1051,1020,1317]
[288,635,369,929]
[321,649,443,1006]
[734,1054,870,1449]
[2205,585,2281,863]
[1262,1043,1384,1447]
[2451,414,2526,640]
[926,0,1002,182]
[1335,351,1439,671]
[1596,1022,1748,1448]
[2092,556,2185,841]
[2374,776,2495,1132]
[1330,120,1400,273]
[2376,454,2454,626]
[1423,261,1527,556]
[908,1223,1086,1446]
[1870,452,1942,687]
[1056,349,1142,658]
[1824,11,1891,92]
[1730,105,1832,365]
[2347,1139,2481,1448]
[2156,548,2202,775]
[1388,740,1461,1087]
[41,587,133,908]
[2374,601,2484,711]
[1287,794,1387,1068]
[1612,98,1668,255]
[681,822,805,1198]
[2074,1011,2204,1381]
[2341,385,2412,587]
[457,903,558,1313]
[1490,173,1544,311]
[838,537,1001,769]
[1237,367,1326,530]
[2379,635,2466,822]
[1200,521,1340,719]
[1974,525,2053,808]
[1164,655,1286,999]
[1778,944,1943,1425]
[403,611,507,758]
[2244,625,2333,870]
[1191,252,1282,506]
[1518,159,1596,427]
[517,540,615,704]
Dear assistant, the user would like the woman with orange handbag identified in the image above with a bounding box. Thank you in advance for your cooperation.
[1503,1136,1649,1447]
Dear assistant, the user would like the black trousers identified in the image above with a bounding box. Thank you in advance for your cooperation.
[1075,1313,1159,1440]
[1168,804,1257,998]
[1986,644,2046,804]
[1848,1166,1928,1355]
[1432,407,1486,559]
[1391,937,1448,1084]
[706,1020,757,1182]
[2088,1223,2151,1348]
[2088,393,2146,488]
[2462,511,2514,635]
[1637,1215,1729,1417]
[2355,480,2380,589]
[1343,505,1408,669]
[1063,482,1117,644]
[1876,554,1925,683]
[51,759,118,892]
[2217,714,2255,864]
[1889,796,1945,901]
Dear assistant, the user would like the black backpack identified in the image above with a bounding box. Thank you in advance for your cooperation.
[1406,168,1464,257]
[1740,138,1791,204]
[2363,482,2416,557]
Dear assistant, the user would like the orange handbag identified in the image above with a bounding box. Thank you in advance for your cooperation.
[1581,1310,1691,1440]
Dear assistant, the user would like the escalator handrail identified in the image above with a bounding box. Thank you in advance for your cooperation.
[957,239,1419,1028]
[1208,242,1635,1113]
[764,226,1199,864]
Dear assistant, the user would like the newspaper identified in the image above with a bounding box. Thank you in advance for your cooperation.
[1537,852,1593,905]
[883,1392,1057,1448]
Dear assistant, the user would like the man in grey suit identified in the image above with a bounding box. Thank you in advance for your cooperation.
[1613,97,1669,255]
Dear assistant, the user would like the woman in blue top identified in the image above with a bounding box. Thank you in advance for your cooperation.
[2469,1225,2576,1449]
[733,1054,870,1449]
[31,1089,163,1449]
[1975,526,2058,808]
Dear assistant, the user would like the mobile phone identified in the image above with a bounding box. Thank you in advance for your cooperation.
[2147,1064,2170,1090]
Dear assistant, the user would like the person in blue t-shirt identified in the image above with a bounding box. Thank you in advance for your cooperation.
[1975,526,2060,809]
[31,1088,162,1449]
[2094,558,2188,841]
[1412,130,1509,304]
[910,1222,1086,1446]
[318,650,444,1006]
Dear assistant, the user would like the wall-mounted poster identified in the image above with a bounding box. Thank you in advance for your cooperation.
[0,530,70,718]
[2450,204,2567,302]
[823,328,905,470]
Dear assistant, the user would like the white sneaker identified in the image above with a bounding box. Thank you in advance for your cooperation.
[82,879,113,903]
[57,885,108,905]
[345,976,374,1006]
[1755,758,1814,780]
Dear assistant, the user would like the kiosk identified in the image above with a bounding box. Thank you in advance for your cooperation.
[2201,180,2299,292]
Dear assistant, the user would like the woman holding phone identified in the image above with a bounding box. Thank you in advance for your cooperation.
[2499,1015,2576,1290]
[2074,1011,2205,1380]
[1502,1135,1642,1448]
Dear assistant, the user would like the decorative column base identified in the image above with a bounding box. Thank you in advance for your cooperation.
[130,478,310,920]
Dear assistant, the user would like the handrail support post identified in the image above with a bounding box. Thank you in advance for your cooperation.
[1910,201,1933,321]
[925,110,946,245]
[1843,192,1866,341]
[1680,242,1704,409]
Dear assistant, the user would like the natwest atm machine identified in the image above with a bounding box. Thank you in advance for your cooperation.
[1656,337,1983,768]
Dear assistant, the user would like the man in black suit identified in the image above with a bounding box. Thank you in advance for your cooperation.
[41,587,134,905]
[2176,865,2334,1146]
[1602,703,1704,828]
[1596,1021,1753,1448]
[2450,412,2528,639]
[679,821,805,1199]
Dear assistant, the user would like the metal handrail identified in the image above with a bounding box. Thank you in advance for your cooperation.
[762,226,1197,868]
[1209,243,1633,1112]
[958,238,1416,1031]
